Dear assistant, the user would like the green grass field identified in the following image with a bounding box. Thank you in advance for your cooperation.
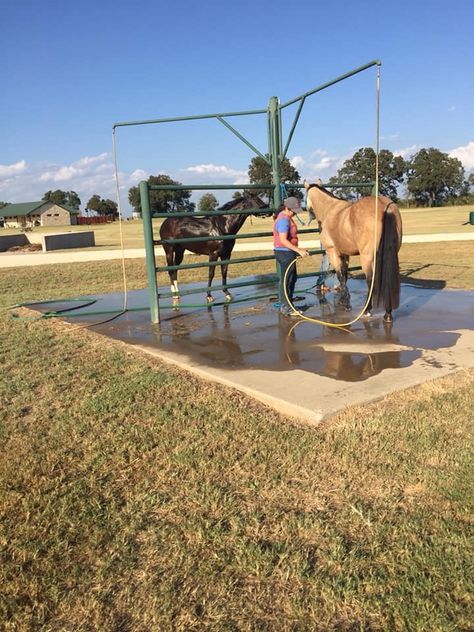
[0,240,473,629]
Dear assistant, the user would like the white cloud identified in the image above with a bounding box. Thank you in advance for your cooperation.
[449,140,474,171]
[290,156,305,169]
[393,144,421,159]
[184,163,248,180]
[380,133,400,141]
[36,153,111,183]
[0,160,27,177]
[0,153,150,213]
[290,151,344,181]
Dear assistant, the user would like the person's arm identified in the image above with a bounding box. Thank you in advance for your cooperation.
[278,232,309,257]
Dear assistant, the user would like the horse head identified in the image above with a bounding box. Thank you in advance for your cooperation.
[241,191,272,218]
[303,178,323,222]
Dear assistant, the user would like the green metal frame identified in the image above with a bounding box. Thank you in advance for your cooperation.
[114,61,381,323]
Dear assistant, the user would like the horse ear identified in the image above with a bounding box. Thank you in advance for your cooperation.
[303,179,309,189]
[316,178,323,186]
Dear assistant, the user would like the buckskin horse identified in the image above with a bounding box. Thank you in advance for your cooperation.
[304,179,403,322]
[157,192,268,306]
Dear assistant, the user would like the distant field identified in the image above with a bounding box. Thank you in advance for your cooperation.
[1,204,473,251]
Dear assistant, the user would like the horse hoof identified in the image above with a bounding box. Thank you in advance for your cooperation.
[383,313,393,323]
[224,293,233,303]
[207,296,215,304]
[363,311,372,318]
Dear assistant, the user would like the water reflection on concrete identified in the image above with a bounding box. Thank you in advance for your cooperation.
[35,277,474,383]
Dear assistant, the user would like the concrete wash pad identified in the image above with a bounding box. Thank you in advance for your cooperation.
[34,277,474,425]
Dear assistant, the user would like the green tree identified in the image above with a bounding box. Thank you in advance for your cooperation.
[42,190,81,210]
[128,174,194,216]
[329,148,406,200]
[248,155,300,202]
[86,195,118,218]
[198,193,218,212]
[0,201,8,209]
[407,148,465,207]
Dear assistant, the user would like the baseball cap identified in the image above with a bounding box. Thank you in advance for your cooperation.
[284,196,304,213]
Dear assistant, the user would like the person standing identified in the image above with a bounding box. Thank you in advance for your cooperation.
[273,197,310,317]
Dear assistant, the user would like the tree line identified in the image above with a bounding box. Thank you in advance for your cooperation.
[129,145,473,215]
[2,146,470,216]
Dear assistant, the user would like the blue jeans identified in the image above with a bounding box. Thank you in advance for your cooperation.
[275,249,297,309]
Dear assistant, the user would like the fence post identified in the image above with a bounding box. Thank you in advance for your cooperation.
[268,96,282,211]
[139,181,160,323]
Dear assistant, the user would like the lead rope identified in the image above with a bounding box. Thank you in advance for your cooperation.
[282,65,381,329]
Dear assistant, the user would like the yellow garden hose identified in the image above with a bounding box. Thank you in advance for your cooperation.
[282,65,381,329]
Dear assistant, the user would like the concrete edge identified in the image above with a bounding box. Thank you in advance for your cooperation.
[133,343,325,428]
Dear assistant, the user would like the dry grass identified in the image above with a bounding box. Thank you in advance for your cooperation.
[0,243,473,631]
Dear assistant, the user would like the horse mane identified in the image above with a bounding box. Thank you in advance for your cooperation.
[218,193,268,211]
[307,182,346,201]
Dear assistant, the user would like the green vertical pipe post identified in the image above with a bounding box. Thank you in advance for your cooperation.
[268,96,282,289]
[268,96,282,211]
[139,180,160,324]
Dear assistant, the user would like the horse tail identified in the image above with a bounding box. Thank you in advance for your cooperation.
[373,203,400,311]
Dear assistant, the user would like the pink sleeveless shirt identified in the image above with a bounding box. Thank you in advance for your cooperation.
[273,211,298,250]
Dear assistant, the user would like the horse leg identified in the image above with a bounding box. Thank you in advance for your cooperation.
[163,245,180,308]
[360,253,374,317]
[384,308,393,324]
[207,254,218,304]
[328,249,351,311]
[170,246,185,308]
[221,244,233,302]
[338,256,351,311]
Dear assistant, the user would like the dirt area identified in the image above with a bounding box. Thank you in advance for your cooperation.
[7,243,42,252]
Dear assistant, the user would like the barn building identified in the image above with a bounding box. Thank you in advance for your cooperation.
[0,201,78,228]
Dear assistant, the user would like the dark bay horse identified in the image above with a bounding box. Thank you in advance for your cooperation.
[157,192,268,306]
[304,180,403,322]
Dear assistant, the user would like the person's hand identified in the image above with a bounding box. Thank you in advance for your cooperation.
[298,248,310,258]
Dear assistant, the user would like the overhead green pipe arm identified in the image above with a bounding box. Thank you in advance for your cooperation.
[282,96,306,161]
[280,60,381,162]
[216,117,269,163]
[280,60,381,110]
[113,107,267,129]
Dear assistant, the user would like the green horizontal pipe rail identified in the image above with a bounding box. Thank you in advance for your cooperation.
[280,60,381,109]
[157,252,277,272]
[147,181,375,192]
[148,183,273,191]
[157,264,363,299]
[158,226,320,245]
[156,248,325,273]
[113,108,267,129]
[151,208,270,219]
[159,276,277,298]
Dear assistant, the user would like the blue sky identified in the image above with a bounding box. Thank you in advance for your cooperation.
[1,0,473,214]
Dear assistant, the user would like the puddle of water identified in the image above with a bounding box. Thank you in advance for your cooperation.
[31,277,474,383]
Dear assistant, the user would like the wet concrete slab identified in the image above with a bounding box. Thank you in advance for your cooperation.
[34,276,474,424]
